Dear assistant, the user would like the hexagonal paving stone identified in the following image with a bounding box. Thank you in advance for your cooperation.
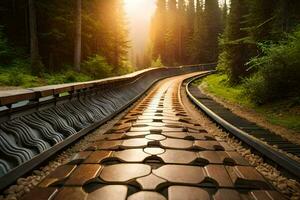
[39,165,77,187]
[64,164,102,186]
[193,141,224,150]
[22,187,58,200]
[205,165,234,187]
[158,150,197,164]
[87,185,127,200]
[162,132,188,139]
[188,133,214,140]
[249,190,286,200]
[121,138,150,148]
[125,131,150,137]
[136,173,167,190]
[113,149,149,162]
[168,186,210,200]
[83,151,112,164]
[145,134,167,141]
[67,151,92,164]
[226,166,270,189]
[53,187,87,200]
[128,191,166,200]
[213,189,243,200]
[100,164,151,183]
[144,147,165,155]
[160,138,193,149]
[153,165,205,184]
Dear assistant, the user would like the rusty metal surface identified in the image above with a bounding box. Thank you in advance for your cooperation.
[22,75,285,200]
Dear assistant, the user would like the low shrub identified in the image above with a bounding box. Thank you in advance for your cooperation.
[81,55,113,79]
[243,27,300,104]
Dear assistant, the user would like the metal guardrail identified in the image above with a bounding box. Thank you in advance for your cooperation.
[0,63,216,191]
[186,73,300,180]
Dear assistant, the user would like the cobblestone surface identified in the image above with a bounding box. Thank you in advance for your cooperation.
[18,75,287,200]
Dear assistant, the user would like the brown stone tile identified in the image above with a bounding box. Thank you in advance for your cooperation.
[113,149,149,162]
[87,185,127,200]
[39,165,77,187]
[22,187,58,200]
[83,151,112,164]
[128,191,166,200]
[68,151,92,164]
[193,141,224,150]
[65,164,102,186]
[168,186,210,200]
[249,190,286,200]
[53,187,87,200]
[130,126,183,132]
[153,165,205,184]
[213,189,243,200]
[144,147,165,155]
[121,138,149,148]
[100,164,151,183]
[162,132,188,139]
[198,151,223,164]
[136,173,166,190]
[145,134,167,141]
[158,150,197,164]
[188,133,214,140]
[160,138,193,149]
[219,142,235,151]
[205,165,234,187]
[224,152,249,166]
[125,131,150,137]
[227,166,269,189]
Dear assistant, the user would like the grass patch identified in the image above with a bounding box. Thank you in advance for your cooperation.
[195,73,300,132]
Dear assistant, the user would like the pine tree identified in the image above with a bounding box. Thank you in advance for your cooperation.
[177,0,187,64]
[150,0,167,64]
[74,0,81,72]
[165,0,177,65]
[203,0,222,62]
[28,0,43,74]
[219,0,251,83]
[191,0,206,63]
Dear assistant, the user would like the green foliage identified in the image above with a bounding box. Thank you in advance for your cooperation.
[81,55,113,79]
[0,27,16,65]
[243,28,300,104]
[151,56,164,68]
[198,73,300,132]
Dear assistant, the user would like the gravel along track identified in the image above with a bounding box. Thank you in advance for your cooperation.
[2,73,294,200]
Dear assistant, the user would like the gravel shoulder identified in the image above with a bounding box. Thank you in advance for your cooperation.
[199,84,300,146]
[181,82,300,200]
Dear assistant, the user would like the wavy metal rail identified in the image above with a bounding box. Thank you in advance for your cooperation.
[186,73,300,180]
[0,64,215,191]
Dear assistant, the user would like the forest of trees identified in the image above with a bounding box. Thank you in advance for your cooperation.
[0,0,299,104]
[219,0,300,103]
[148,0,300,104]
[0,0,131,86]
[148,0,223,66]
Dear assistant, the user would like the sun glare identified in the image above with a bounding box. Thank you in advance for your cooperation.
[124,0,156,65]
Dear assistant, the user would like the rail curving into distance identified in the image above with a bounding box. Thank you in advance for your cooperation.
[186,72,300,180]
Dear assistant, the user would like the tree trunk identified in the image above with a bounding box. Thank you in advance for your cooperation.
[74,0,82,72]
[28,0,42,74]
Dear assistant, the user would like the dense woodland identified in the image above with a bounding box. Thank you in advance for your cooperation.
[0,0,130,86]
[148,0,300,104]
[0,0,299,106]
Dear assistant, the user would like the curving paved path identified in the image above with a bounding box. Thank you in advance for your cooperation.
[22,74,284,200]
